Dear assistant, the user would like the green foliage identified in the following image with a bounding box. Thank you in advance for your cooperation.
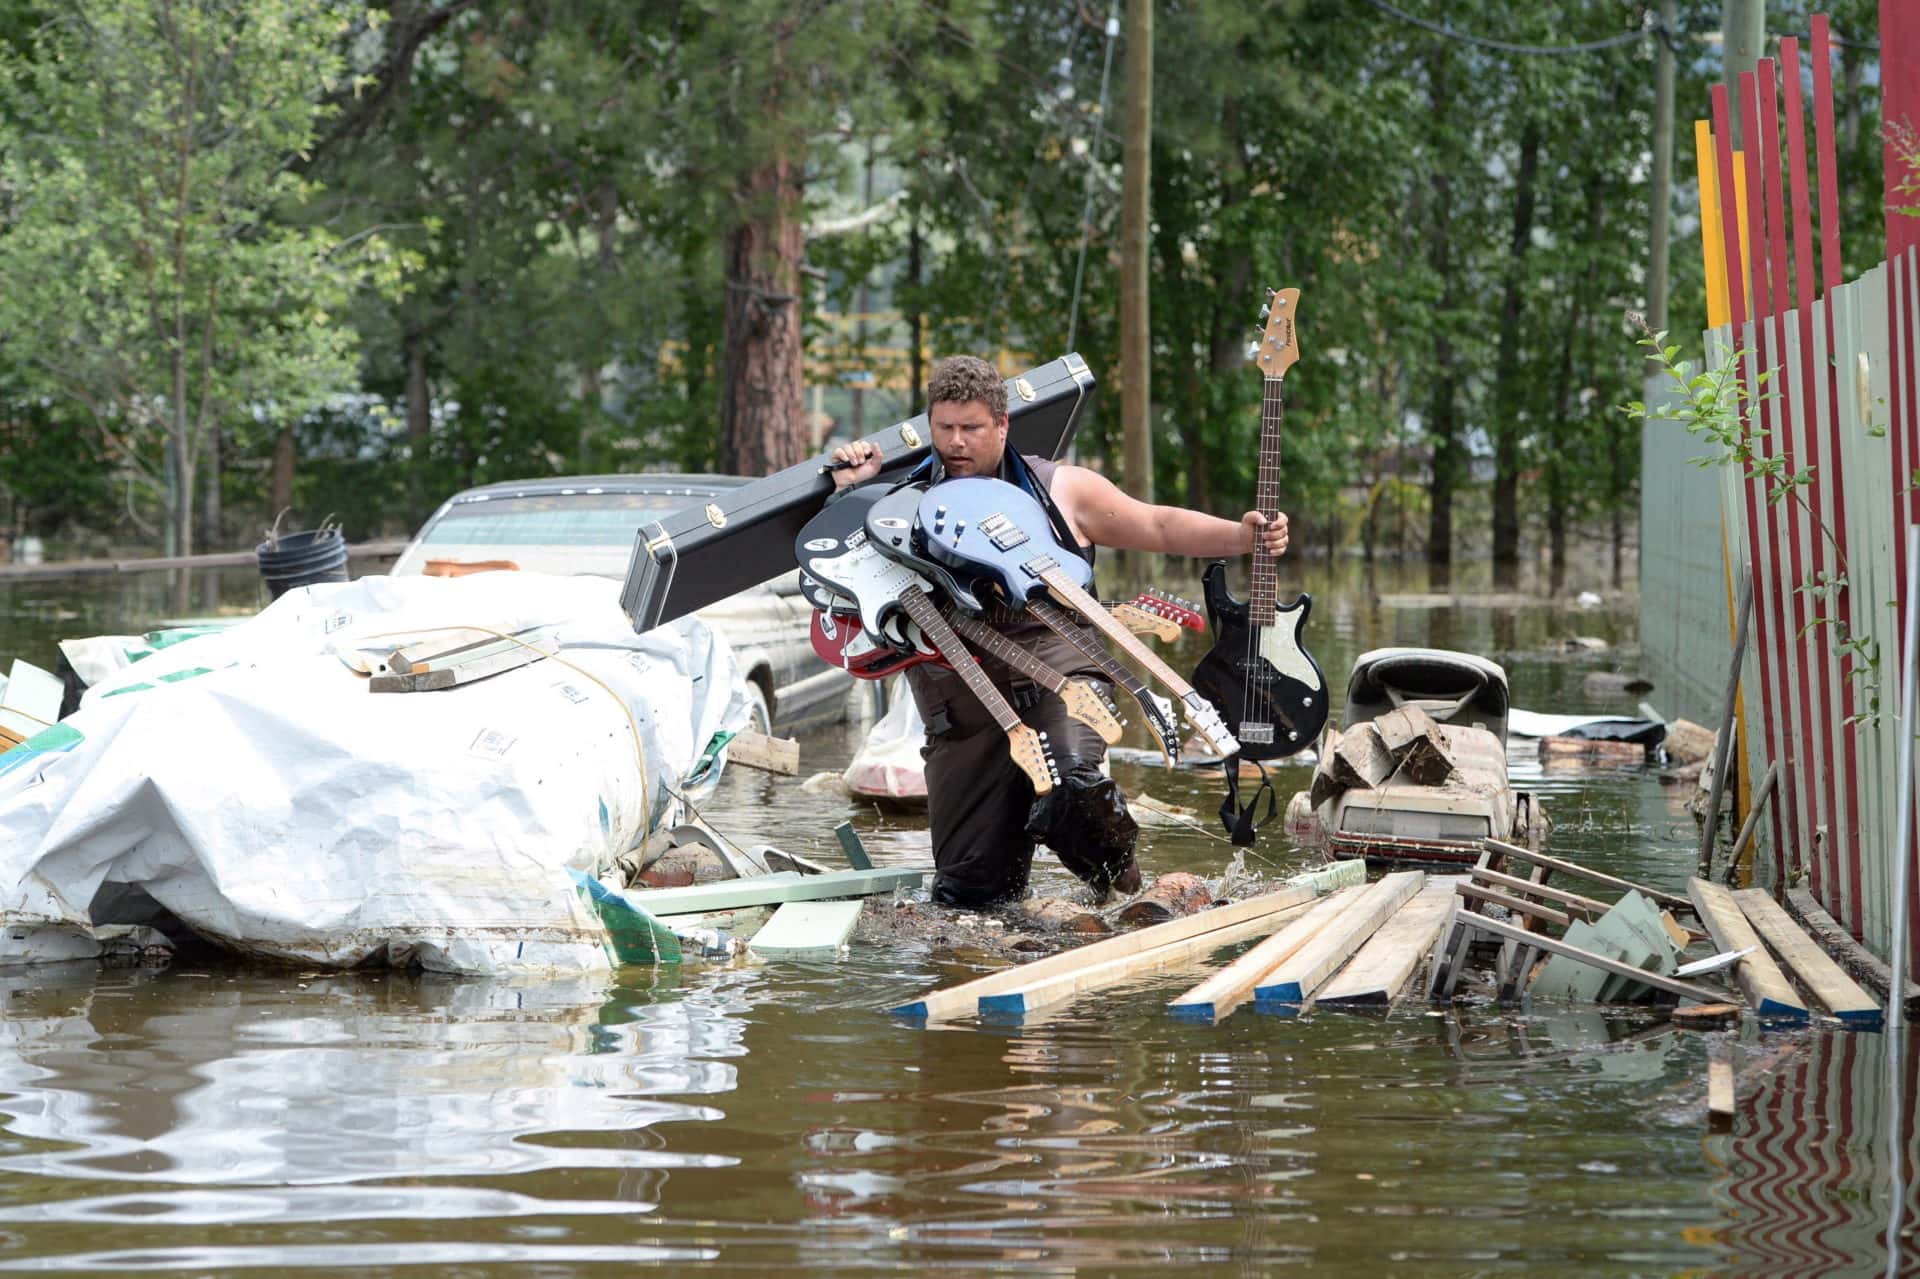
[0,0,408,554]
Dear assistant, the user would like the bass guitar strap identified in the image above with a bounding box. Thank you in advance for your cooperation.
[1218,755,1279,846]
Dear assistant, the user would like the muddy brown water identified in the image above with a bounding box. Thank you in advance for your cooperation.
[0,559,1915,1274]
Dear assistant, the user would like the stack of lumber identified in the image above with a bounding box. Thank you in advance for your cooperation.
[890,865,1462,1025]
[1308,704,1457,809]
[892,884,1346,1022]
[1421,837,1884,1027]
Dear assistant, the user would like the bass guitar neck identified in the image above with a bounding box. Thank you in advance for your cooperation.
[895,587,1060,795]
[1027,597,1180,767]
[1032,560,1240,758]
[944,611,1124,745]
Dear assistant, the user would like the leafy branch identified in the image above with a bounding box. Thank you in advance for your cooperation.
[1622,326,1882,729]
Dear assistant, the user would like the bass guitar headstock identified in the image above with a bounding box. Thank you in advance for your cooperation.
[1005,722,1062,795]
[1253,287,1301,382]
[1059,678,1125,745]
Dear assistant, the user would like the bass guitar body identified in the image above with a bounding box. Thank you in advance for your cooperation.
[1191,561,1329,761]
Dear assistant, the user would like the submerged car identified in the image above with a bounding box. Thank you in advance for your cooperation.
[393,474,857,732]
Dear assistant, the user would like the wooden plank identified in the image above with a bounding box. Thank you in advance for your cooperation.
[628,867,921,916]
[1165,888,1360,1021]
[833,821,873,870]
[980,900,1319,1020]
[1733,888,1882,1026]
[1454,881,1572,929]
[1707,1038,1736,1127]
[1452,911,1737,1004]
[1374,702,1442,755]
[748,901,863,960]
[1786,887,1916,1008]
[1318,877,1458,1007]
[726,730,800,776]
[1255,871,1425,1005]
[890,885,1317,1021]
[1689,878,1809,1021]
[1470,866,1606,918]
[1331,722,1396,790]
[369,641,550,692]
[1425,901,1472,1000]
[1482,839,1690,909]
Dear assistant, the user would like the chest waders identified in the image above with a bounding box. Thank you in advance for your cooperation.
[902,454,1140,908]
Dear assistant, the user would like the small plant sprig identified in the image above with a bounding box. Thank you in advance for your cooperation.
[1623,323,1884,729]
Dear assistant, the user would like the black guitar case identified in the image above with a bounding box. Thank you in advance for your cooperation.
[620,354,1095,633]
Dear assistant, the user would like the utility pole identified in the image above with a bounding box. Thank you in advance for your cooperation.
[1722,0,1763,146]
[1647,0,1677,346]
[1119,0,1153,502]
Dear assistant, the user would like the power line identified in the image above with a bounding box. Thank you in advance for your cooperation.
[1365,0,1880,58]
[1364,0,1660,55]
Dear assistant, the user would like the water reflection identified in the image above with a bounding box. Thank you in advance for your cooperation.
[2,557,1914,1272]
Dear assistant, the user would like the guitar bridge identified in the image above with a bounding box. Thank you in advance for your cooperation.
[1239,722,1275,744]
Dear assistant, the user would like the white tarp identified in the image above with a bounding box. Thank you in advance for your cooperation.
[0,573,749,975]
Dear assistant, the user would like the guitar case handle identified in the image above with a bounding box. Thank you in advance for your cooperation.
[1218,755,1279,846]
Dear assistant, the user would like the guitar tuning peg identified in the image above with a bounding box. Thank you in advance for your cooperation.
[1259,303,1270,318]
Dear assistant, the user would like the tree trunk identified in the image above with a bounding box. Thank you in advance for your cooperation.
[1423,54,1459,588]
[1118,0,1153,502]
[405,327,431,518]
[270,425,296,525]
[199,427,223,610]
[719,152,806,476]
[907,215,924,417]
[171,431,195,614]
[1491,121,1540,589]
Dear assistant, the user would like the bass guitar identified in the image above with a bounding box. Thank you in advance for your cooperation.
[1190,286,1330,759]
[894,476,1241,758]
[795,491,1060,794]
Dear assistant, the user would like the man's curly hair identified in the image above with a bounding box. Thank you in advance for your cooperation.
[926,356,1006,420]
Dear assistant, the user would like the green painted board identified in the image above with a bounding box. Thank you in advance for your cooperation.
[625,867,922,916]
[1530,921,1623,1003]
[749,901,864,960]
[1285,860,1367,895]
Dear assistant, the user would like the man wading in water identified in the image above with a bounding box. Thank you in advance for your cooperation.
[829,356,1290,909]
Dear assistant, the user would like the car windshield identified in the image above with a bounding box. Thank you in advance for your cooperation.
[395,492,715,578]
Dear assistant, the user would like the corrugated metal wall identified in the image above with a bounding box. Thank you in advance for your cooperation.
[1638,401,1734,724]
[1641,11,1917,971]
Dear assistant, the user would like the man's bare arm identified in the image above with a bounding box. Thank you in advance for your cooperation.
[1051,465,1289,558]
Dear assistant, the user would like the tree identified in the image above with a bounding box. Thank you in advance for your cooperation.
[0,0,404,597]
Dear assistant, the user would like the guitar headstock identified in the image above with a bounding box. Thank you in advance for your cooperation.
[1060,679,1125,745]
[1005,722,1061,795]
[1128,589,1205,633]
[1253,287,1301,382]
[1136,690,1181,768]
[1113,602,1182,643]
[1181,692,1242,758]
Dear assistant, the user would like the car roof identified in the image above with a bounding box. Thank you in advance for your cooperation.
[439,473,751,506]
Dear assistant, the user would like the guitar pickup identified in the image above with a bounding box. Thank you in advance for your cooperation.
[979,512,1029,551]
[1021,553,1058,580]
[1239,723,1275,744]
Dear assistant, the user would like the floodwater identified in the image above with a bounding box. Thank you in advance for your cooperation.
[0,558,1915,1275]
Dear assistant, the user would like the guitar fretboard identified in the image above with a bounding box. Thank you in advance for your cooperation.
[945,611,1068,693]
[1251,374,1285,626]
[1038,566,1203,701]
[896,588,1019,733]
[1028,597,1178,761]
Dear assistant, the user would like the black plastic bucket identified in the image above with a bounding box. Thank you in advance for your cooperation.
[257,527,349,599]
